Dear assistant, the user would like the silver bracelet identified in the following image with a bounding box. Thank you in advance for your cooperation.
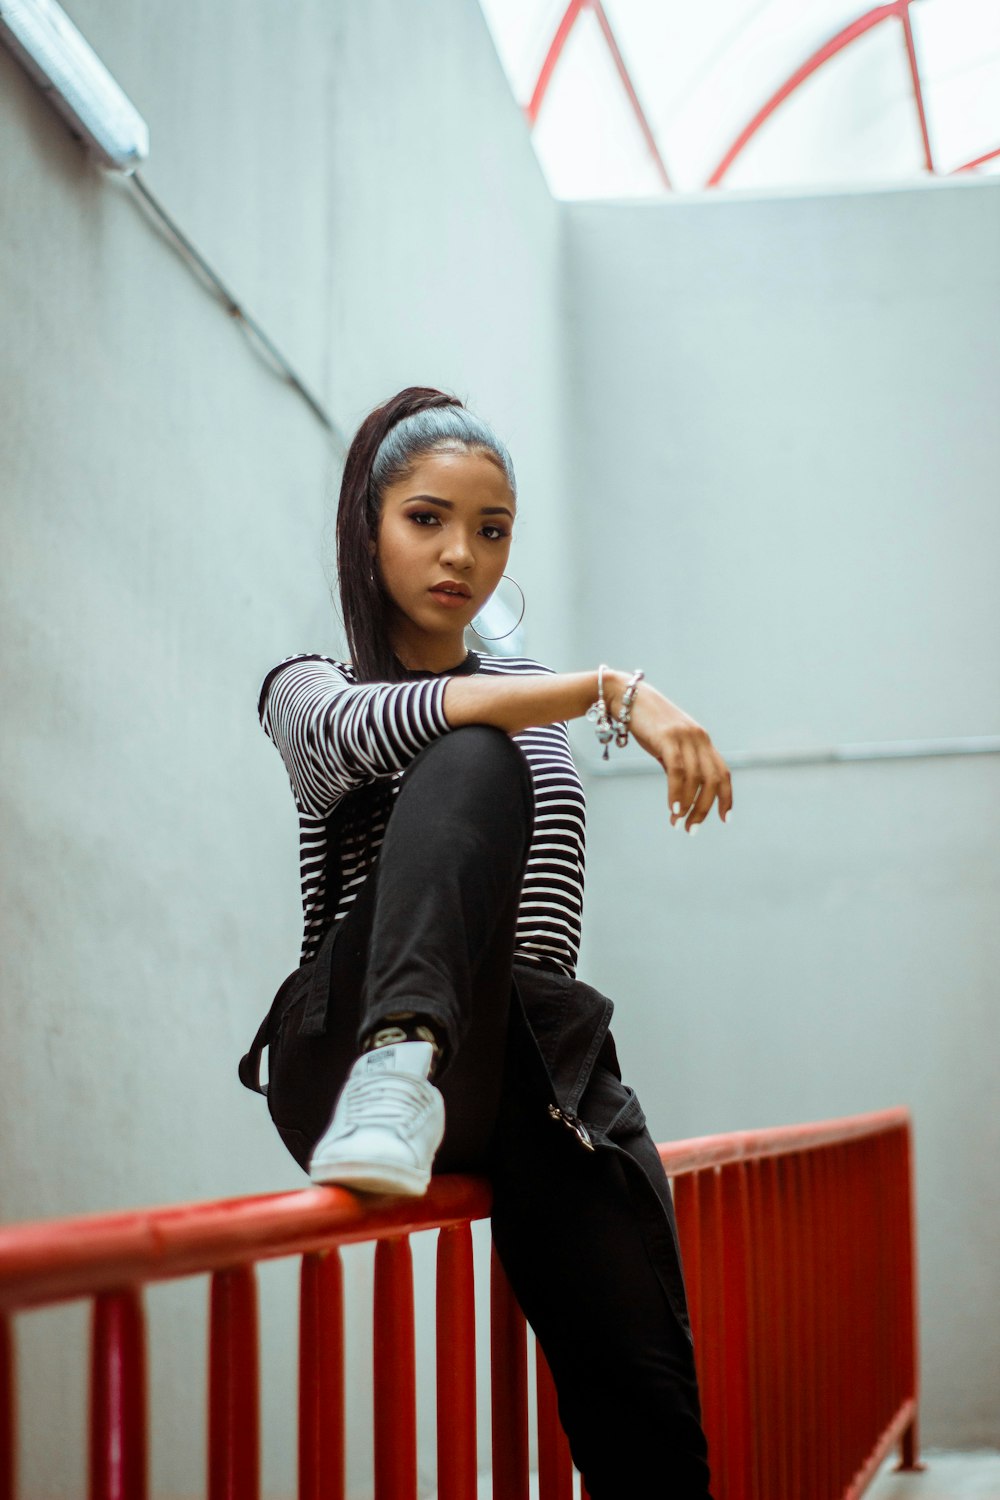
[587,665,644,758]
[614,669,645,748]
[586,663,618,760]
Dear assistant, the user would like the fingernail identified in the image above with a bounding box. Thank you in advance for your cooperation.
[687,823,698,836]
[672,801,682,815]
[673,817,685,832]
[723,810,732,824]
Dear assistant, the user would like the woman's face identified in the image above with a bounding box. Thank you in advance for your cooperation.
[375,446,515,670]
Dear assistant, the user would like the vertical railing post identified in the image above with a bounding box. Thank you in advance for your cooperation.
[535,1341,573,1500]
[696,1168,727,1499]
[719,1162,753,1500]
[894,1122,924,1472]
[797,1152,821,1494]
[490,1244,529,1500]
[208,1264,260,1500]
[373,1236,417,1500]
[436,1225,477,1500]
[1,1316,15,1500]
[672,1171,702,1352]
[299,1249,344,1500]
[782,1153,808,1500]
[89,1287,147,1500]
[745,1156,774,1500]
[846,1137,867,1479]
[757,1155,787,1500]
[813,1145,836,1499]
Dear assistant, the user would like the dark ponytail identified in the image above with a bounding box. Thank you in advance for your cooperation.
[336,386,517,681]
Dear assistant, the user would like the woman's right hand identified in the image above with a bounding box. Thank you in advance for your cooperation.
[607,674,733,832]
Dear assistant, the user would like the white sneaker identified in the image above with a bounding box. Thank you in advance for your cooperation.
[308,1041,445,1195]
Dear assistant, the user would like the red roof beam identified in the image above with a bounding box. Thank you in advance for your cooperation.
[707,2,928,189]
[900,1,935,173]
[526,0,672,191]
[951,144,1000,175]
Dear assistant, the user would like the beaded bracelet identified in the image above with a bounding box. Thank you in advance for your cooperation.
[586,664,644,759]
[586,663,618,760]
[614,669,645,748]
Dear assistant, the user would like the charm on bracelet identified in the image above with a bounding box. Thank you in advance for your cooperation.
[587,664,644,759]
[585,662,617,760]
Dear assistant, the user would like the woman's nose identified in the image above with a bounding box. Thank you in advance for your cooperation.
[439,530,474,568]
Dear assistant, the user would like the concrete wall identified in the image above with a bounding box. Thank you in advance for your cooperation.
[564,180,1000,1447]
[0,2,568,1494]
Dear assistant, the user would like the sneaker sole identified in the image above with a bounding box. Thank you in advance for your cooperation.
[308,1156,431,1196]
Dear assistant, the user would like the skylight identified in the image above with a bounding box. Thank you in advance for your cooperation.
[478,0,1000,196]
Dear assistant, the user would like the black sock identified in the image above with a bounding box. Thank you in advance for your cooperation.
[362,1014,446,1078]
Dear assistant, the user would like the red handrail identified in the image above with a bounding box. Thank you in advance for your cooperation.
[0,1108,919,1500]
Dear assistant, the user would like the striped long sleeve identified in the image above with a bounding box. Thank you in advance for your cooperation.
[258,654,451,817]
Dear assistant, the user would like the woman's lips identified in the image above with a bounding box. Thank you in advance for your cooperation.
[428,586,472,609]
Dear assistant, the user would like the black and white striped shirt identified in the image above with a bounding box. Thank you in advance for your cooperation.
[258,650,587,977]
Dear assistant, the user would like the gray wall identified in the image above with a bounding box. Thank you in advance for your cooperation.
[564,181,1000,1447]
[1,1,568,1494]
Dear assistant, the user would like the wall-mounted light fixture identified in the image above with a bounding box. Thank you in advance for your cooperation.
[0,0,148,172]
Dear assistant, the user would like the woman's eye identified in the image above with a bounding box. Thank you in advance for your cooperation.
[481,525,509,541]
[409,511,440,527]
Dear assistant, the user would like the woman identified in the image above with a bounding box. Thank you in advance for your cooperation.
[240,386,732,1497]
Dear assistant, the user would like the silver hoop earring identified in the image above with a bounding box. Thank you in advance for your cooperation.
[472,575,525,641]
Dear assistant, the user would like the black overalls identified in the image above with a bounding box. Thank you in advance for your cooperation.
[240,724,713,1499]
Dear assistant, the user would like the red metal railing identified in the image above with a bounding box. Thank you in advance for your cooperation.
[0,1108,918,1499]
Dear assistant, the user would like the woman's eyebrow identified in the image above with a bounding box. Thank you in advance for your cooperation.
[405,494,515,519]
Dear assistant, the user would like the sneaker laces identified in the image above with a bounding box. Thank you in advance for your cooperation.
[343,1073,434,1129]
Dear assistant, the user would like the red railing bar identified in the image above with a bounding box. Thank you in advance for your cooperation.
[208,1264,259,1500]
[89,1288,147,1500]
[298,1249,344,1500]
[536,1340,574,1500]
[0,1116,908,1314]
[1,1316,15,1500]
[659,1107,909,1173]
[490,1246,529,1500]
[0,1178,494,1313]
[435,1224,477,1500]
[843,1396,919,1500]
[0,1109,919,1500]
[373,1237,417,1500]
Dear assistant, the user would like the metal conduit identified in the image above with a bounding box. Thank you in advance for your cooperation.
[588,734,1000,776]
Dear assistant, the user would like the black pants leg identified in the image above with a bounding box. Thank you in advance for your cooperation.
[264,724,713,1498]
[266,724,536,1171]
[490,1015,713,1498]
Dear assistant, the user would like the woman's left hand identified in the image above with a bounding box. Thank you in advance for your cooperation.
[608,676,733,832]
